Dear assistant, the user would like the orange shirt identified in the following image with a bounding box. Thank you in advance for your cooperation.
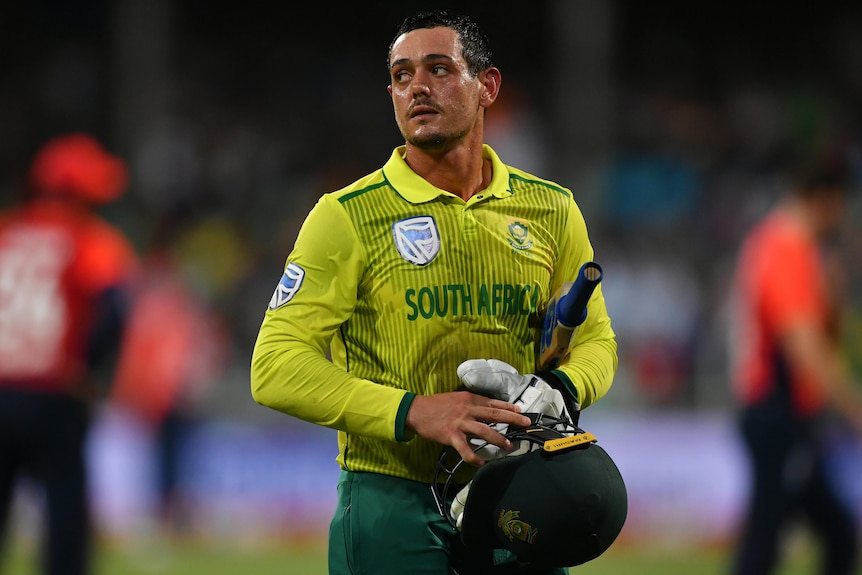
[730,209,830,418]
[110,254,227,424]
[0,199,137,392]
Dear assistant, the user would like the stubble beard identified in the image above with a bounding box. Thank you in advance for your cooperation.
[405,125,470,152]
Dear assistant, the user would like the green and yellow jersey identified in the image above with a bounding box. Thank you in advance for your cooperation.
[251,144,616,483]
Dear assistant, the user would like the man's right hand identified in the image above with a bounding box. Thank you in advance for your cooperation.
[405,391,531,467]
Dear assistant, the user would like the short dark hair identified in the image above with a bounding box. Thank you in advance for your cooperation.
[387,9,493,77]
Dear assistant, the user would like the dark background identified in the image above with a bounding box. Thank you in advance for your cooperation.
[2,0,861,412]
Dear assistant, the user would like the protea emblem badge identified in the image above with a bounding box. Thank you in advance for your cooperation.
[507,221,533,250]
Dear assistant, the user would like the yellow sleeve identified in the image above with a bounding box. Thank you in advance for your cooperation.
[547,198,618,408]
[250,194,410,440]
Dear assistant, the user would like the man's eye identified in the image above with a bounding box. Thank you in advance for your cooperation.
[394,71,411,83]
[431,65,447,75]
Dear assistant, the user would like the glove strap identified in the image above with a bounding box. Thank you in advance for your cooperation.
[534,370,580,425]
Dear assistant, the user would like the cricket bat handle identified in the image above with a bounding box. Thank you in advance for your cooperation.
[557,261,603,328]
[536,261,603,370]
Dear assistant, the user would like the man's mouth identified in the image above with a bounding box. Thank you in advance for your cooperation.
[410,104,439,119]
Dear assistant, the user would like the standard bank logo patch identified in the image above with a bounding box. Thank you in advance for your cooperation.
[392,216,440,266]
[268,262,305,309]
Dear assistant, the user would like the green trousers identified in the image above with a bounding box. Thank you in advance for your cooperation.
[328,470,569,575]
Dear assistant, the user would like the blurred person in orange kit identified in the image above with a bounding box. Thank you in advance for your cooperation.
[110,213,228,537]
[728,150,862,575]
[0,133,138,575]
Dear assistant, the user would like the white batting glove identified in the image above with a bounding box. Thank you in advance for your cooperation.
[457,358,570,460]
[457,359,532,404]
[449,482,470,531]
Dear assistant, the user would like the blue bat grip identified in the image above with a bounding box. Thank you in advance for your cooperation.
[556,262,603,328]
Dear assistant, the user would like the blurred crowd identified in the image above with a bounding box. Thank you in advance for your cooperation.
[1,1,861,423]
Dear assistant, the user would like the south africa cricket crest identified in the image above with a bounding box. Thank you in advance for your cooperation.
[507,220,533,251]
[392,216,440,266]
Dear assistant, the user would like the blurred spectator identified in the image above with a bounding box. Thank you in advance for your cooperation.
[109,213,229,537]
[0,133,138,575]
[484,79,550,176]
[727,150,862,575]
[601,246,702,406]
[604,152,701,232]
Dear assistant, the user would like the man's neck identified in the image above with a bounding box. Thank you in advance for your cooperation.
[403,141,491,201]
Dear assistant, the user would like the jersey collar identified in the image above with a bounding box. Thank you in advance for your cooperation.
[383,144,514,204]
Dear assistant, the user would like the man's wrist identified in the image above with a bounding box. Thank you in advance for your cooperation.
[535,370,580,421]
[397,391,417,442]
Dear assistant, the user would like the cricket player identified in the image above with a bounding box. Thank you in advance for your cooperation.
[729,153,862,575]
[0,133,138,575]
[251,9,617,574]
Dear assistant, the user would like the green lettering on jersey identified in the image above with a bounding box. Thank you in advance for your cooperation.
[405,288,418,320]
[502,284,515,315]
[404,283,536,321]
[519,285,532,314]
[433,285,449,316]
[477,284,490,316]
[418,287,435,319]
[447,284,469,316]
[492,284,503,315]
[462,284,473,315]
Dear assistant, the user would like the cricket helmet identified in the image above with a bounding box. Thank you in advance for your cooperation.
[28,133,128,205]
[432,414,627,568]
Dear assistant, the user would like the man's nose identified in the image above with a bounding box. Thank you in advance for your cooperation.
[411,70,431,96]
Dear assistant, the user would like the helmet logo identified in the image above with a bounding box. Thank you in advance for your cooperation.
[498,509,538,544]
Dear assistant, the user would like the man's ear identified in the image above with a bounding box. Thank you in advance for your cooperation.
[479,67,502,108]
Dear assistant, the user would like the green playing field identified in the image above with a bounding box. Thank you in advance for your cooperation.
[4,536,853,575]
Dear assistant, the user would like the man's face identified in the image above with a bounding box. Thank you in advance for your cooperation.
[387,26,485,151]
